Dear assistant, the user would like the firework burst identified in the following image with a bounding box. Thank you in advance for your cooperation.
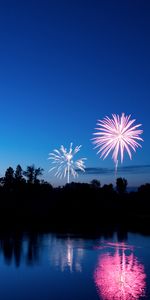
[48,143,86,183]
[92,113,143,173]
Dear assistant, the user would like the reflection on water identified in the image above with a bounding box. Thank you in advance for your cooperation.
[0,233,43,266]
[0,232,149,300]
[48,237,84,272]
[0,233,85,271]
[94,242,146,300]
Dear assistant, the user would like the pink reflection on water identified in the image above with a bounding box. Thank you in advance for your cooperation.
[94,243,146,300]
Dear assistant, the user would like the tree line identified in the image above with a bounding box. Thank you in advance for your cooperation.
[0,164,44,186]
[0,164,128,193]
[0,164,150,233]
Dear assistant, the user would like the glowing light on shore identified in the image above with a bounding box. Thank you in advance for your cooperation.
[92,113,143,174]
[48,143,86,183]
[94,243,146,300]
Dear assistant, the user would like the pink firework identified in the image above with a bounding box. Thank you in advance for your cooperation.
[92,113,143,172]
[94,245,146,300]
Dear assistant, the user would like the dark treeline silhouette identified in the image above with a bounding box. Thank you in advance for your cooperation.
[0,164,150,233]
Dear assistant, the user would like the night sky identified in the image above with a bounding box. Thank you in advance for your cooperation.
[0,0,150,186]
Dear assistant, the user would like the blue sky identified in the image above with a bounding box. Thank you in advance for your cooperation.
[0,0,150,186]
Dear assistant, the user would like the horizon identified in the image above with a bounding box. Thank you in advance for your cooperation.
[1,162,150,188]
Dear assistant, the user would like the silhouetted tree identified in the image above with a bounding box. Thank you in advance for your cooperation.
[0,176,5,185]
[24,165,43,184]
[90,179,101,189]
[102,183,114,193]
[34,167,44,184]
[24,165,34,184]
[116,177,127,194]
[15,165,24,182]
[138,183,150,194]
[4,167,15,187]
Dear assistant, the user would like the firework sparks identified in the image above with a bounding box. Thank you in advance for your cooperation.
[48,143,86,183]
[92,113,143,173]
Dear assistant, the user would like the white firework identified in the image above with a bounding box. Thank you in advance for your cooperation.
[48,143,86,183]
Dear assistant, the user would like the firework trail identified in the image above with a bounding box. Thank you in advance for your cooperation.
[48,143,86,183]
[92,113,143,174]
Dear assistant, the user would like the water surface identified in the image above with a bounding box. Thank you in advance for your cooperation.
[0,231,150,299]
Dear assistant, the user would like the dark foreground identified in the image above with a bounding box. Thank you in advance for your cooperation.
[0,178,150,235]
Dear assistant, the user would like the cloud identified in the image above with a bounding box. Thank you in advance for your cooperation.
[78,165,150,176]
